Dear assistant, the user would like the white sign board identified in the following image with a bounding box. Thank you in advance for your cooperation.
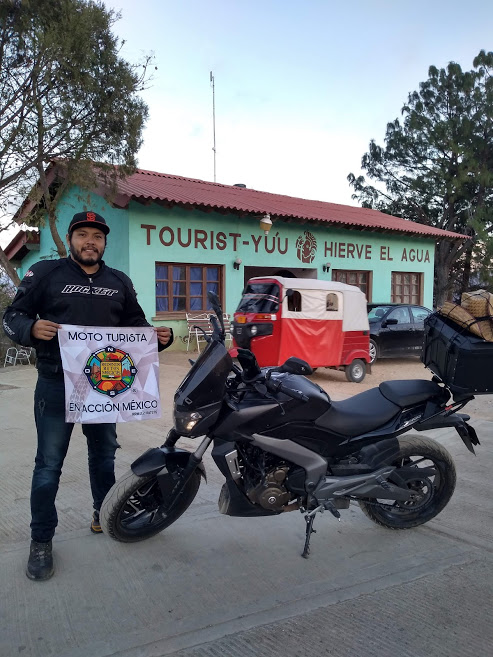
[58,325,161,424]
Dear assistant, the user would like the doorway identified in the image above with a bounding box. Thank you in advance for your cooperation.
[243,266,317,287]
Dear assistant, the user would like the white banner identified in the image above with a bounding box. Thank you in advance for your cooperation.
[58,325,161,424]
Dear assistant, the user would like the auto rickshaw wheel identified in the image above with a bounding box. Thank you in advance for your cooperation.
[345,359,366,383]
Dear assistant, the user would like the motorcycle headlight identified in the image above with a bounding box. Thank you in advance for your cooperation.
[174,410,203,433]
[250,325,258,336]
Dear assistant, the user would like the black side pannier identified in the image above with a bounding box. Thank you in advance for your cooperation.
[422,312,493,395]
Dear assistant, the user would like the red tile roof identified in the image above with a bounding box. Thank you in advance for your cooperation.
[4,229,40,260]
[110,168,464,240]
[14,162,465,240]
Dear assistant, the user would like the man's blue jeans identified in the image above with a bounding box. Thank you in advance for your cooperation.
[31,375,119,542]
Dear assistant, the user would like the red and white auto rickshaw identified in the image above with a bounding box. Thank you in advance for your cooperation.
[232,276,370,382]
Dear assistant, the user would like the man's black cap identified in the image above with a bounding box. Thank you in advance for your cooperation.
[68,211,110,235]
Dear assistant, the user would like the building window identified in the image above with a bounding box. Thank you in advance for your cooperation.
[391,272,422,304]
[332,270,371,300]
[155,263,222,313]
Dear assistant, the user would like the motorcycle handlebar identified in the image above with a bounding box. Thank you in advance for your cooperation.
[266,378,309,402]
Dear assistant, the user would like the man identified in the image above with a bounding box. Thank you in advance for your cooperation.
[3,211,173,581]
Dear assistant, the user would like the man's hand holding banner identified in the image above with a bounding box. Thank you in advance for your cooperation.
[58,325,161,423]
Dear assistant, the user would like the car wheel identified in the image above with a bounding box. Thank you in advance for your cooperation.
[369,339,378,364]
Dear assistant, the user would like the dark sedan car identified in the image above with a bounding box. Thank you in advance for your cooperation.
[368,303,432,364]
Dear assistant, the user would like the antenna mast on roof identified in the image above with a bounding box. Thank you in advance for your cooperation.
[210,71,216,182]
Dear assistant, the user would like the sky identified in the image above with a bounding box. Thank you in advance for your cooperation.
[101,0,493,206]
[2,0,493,249]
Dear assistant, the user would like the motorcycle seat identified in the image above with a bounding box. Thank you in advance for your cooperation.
[379,379,444,407]
[315,387,400,437]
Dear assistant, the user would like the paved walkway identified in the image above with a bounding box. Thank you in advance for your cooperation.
[0,355,492,657]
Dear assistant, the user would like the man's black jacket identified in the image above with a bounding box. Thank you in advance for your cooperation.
[3,257,172,375]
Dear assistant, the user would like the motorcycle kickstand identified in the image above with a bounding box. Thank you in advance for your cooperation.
[302,504,323,559]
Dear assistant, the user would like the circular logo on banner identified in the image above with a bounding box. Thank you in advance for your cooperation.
[84,346,138,397]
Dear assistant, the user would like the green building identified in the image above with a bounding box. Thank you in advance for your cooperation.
[6,164,462,350]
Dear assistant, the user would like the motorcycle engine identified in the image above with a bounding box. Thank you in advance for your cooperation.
[246,466,291,511]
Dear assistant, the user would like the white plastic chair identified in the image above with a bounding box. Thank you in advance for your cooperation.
[16,347,33,365]
[185,313,213,353]
[4,347,18,367]
[222,313,233,349]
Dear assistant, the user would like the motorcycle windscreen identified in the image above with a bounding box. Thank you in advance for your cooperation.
[175,340,232,411]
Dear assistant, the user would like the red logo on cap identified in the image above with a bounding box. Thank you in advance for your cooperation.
[86,212,96,221]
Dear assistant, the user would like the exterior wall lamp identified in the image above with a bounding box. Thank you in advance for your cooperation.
[323,263,331,272]
[233,257,242,270]
[259,214,272,235]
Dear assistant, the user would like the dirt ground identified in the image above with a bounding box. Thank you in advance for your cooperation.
[160,351,493,422]
[305,356,430,398]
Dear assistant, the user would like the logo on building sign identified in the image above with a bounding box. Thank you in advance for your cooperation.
[84,346,138,397]
[296,230,317,263]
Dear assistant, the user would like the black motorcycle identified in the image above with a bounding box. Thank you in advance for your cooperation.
[100,293,480,557]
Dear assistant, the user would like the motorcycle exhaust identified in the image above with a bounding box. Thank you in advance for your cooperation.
[314,466,414,503]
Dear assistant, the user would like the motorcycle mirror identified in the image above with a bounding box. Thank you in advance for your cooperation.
[280,357,313,376]
[207,290,222,314]
[207,291,225,335]
[237,348,262,381]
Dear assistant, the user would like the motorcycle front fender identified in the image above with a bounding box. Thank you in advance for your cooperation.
[131,446,207,480]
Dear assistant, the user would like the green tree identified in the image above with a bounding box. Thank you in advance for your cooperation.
[348,50,493,306]
[0,0,151,285]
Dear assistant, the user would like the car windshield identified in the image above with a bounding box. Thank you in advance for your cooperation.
[236,283,280,313]
[368,305,392,322]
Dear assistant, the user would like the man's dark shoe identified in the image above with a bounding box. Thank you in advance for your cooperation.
[26,540,54,581]
[91,510,102,534]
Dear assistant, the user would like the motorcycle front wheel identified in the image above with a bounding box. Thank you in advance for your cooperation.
[359,436,456,529]
[100,468,201,542]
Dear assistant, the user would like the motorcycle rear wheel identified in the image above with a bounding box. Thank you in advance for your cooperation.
[100,468,201,542]
[359,436,456,529]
